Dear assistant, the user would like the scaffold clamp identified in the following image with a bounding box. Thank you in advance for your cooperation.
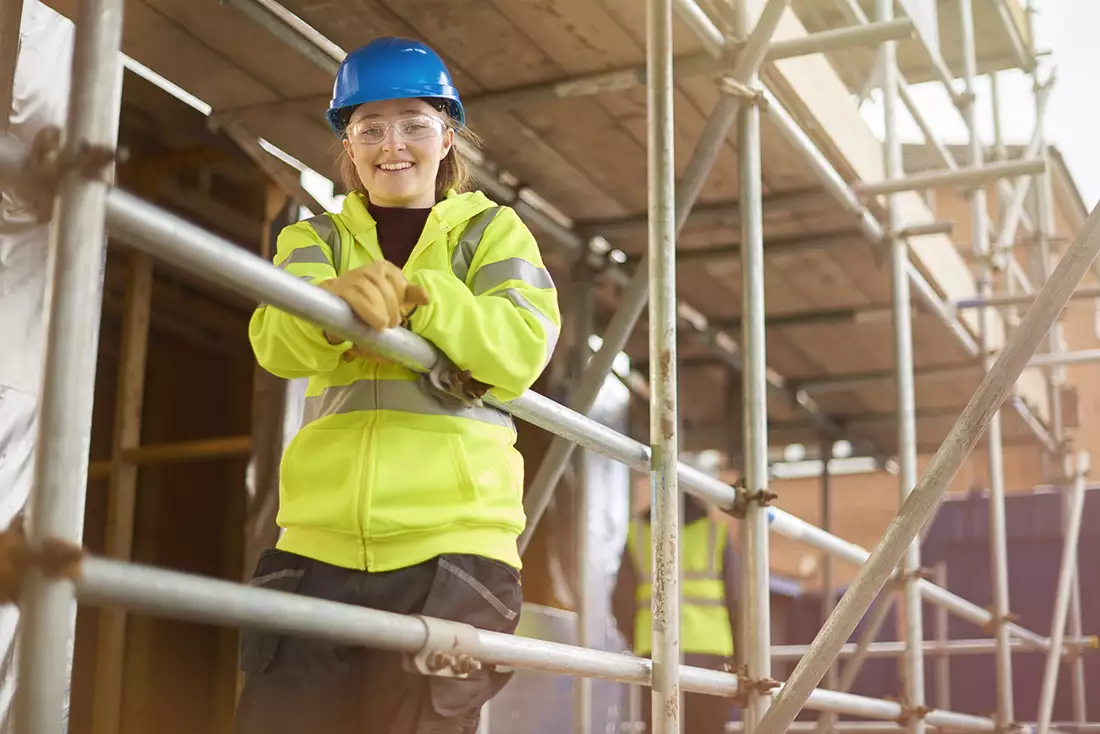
[23,125,124,224]
[980,609,1021,635]
[404,615,484,679]
[0,519,83,606]
[896,703,931,725]
[426,359,492,409]
[716,76,768,109]
[723,663,780,707]
[723,477,778,520]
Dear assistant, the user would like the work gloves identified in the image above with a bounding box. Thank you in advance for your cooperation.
[320,261,430,331]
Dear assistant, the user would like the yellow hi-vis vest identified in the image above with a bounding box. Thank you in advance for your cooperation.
[625,516,734,658]
[249,190,561,574]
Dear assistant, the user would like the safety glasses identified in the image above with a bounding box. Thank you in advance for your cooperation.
[346,114,448,145]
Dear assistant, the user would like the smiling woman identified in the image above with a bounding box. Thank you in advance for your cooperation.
[237,36,562,734]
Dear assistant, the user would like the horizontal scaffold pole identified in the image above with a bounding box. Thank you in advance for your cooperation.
[856,157,1046,197]
[55,552,993,729]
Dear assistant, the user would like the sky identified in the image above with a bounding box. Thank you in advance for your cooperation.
[860,0,1100,208]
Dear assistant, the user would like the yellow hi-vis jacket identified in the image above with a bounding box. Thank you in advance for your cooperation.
[625,516,735,658]
[249,189,561,573]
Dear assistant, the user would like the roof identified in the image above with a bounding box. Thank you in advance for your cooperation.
[40,0,1057,461]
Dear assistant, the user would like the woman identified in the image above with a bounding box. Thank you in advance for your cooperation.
[235,36,561,734]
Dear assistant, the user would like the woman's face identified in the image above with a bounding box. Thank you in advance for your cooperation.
[342,98,454,209]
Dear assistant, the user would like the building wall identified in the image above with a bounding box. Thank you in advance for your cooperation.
[760,172,1100,590]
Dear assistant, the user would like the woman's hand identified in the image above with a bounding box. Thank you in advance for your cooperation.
[319,261,429,330]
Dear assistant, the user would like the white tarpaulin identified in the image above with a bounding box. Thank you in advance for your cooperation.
[0,2,74,730]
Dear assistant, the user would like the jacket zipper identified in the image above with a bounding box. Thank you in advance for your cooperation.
[357,359,378,568]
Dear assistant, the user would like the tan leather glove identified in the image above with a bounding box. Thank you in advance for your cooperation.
[318,261,430,360]
[319,260,427,330]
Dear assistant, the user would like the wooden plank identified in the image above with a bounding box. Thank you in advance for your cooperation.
[486,0,744,203]
[44,0,277,109]
[92,253,153,734]
[141,0,331,97]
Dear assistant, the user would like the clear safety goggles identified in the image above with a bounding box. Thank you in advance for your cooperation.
[345,114,448,145]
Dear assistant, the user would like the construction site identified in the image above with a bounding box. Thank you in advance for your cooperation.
[1,0,1098,732]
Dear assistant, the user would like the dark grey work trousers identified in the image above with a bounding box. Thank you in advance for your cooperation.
[232,548,523,734]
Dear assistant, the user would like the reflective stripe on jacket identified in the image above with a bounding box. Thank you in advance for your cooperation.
[248,189,561,573]
[625,516,735,658]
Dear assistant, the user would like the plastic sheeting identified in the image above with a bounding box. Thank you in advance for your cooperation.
[0,3,74,731]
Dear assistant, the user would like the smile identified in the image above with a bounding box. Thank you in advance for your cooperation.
[377,162,414,171]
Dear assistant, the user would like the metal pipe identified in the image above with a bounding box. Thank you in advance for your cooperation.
[1036,452,1090,734]
[1031,36,1087,718]
[896,78,956,172]
[771,636,1098,662]
[15,0,123,731]
[960,0,1015,723]
[736,1,772,729]
[877,1,924,728]
[749,180,1100,734]
[933,563,950,710]
[993,82,1052,253]
[518,0,790,556]
[1029,349,1100,368]
[818,440,836,731]
[796,363,978,395]
[465,19,912,114]
[68,554,1003,727]
[955,285,1100,310]
[646,0,680,727]
[898,220,954,239]
[672,0,725,57]
[766,18,913,62]
[1066,496,1088,724]
[989,0,1035,72]
[571,264,594,734]
[856,157,1046,198]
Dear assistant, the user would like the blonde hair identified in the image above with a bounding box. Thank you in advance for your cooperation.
[338,107,483,202]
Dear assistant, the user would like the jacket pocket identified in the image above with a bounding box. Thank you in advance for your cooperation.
[278,418,365,536]
[239,549,309,674]
[420,554,523,719]
[369,425,476,537]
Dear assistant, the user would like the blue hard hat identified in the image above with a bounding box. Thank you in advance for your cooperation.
[326,37,464,137]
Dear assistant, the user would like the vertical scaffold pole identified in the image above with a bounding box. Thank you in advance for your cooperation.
[817,440,837,734]
[960,0,1014,727]
[877,1,925,730]
[646,0,680,731]
[1030,16,1088,715]
[734,0,772,729]
[1035,452,1090,734]
[15,0,125,732]
[572,261,595,734]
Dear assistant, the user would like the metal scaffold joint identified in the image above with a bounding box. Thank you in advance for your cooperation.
[0,522,84,606]
[404,616,484,679]
[722,476,778,520]
[980,610,1022,636]
[21,125,125,223]
[716,76,768,108]
[722,663,780,707]
[895,566,931,582]
[896,702,932,726]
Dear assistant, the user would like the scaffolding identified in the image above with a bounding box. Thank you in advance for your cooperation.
[2,0,1098,733]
